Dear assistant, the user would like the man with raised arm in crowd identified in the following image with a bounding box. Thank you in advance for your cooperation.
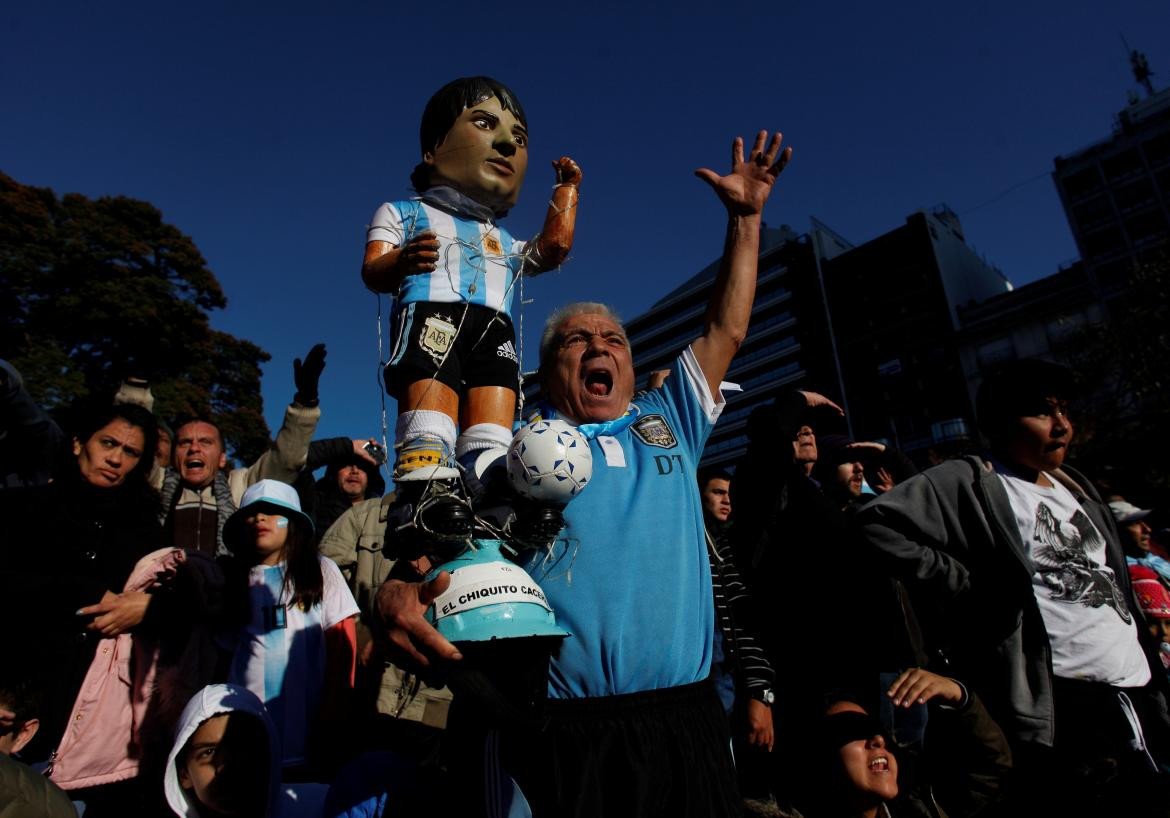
[376,130,792,818]
[161,344,326,556]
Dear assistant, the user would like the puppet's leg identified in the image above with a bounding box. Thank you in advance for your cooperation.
[396,404,458,480]
[456,386,516,495]
[395,378,459,476]
[458,387,564,548]
[388,379,473,554]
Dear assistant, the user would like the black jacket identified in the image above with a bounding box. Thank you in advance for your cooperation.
[0,472,163,761]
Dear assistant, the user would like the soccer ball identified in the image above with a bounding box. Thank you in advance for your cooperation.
[507,419,593,504]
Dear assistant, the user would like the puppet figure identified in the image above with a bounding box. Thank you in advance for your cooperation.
[362,76,581,548]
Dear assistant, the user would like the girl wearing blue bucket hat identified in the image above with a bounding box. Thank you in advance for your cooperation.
[223,479,359,772]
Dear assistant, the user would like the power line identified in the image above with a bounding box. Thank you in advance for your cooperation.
[960,169,1051,216]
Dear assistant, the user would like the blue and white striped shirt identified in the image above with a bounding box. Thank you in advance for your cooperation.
[368,199,530,315]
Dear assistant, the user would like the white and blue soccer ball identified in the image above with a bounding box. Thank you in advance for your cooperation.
[507,419,592,504]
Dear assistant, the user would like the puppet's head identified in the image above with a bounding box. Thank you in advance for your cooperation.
[411,76,530,215]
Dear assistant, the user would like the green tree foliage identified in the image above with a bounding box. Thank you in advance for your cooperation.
[0,171,272,463]
[1061,255,1170,499]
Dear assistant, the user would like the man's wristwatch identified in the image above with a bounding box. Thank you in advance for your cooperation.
[751,688,775,705]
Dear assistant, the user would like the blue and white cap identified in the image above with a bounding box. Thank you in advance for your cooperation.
[223,478,314,552]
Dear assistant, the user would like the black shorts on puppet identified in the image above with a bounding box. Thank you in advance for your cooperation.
[384,301,520,396]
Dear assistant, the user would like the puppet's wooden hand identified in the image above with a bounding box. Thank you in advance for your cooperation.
[552,156,583,187]
[695,130,791,217]
[398,231,439,274]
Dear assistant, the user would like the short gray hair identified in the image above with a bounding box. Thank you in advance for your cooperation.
[538,302,626,373]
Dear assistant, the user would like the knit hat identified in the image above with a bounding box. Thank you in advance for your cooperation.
[223,479,314,552]
[1129,564,1170,619]
[1110,500,1153,525]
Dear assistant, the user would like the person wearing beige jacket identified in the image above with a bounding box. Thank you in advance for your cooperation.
[319,492,451,761]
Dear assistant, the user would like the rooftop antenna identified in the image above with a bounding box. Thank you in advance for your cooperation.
[1121,34,1156,97]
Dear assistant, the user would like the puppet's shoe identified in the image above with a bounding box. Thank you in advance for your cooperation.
[506,499,565,552]
[461,450,516,539]
[384,472,473,559]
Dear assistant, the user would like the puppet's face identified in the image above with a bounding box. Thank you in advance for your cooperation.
[424,95,529,212]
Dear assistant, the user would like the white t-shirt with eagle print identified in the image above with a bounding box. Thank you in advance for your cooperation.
[997,467,1149,687]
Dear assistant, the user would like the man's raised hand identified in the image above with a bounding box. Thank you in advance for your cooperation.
[797,389,845,417]
[695,131,792,217]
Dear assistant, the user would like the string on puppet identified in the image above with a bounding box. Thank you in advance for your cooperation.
[377,177,579,494]
[392,204,579,517]
[504,181,581,417]
[536,535,582,587]
[518,253,527,416]
[386,220,497,515]
[375,294,392,487]
[375,200,428,488]
[408,220,548,417]
[385,142,581,445]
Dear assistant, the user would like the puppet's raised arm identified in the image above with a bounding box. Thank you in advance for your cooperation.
[525,156,582,275]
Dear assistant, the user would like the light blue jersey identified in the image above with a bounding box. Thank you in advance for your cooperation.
[227,556,358,765]
[367,199,529,314]
[522,346,724,698]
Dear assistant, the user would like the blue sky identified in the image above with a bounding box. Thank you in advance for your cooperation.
[4,1,1168,465]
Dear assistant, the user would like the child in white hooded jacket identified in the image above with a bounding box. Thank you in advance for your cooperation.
[165,683,327,818]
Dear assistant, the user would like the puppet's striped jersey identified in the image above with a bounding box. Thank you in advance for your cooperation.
[367,199,529,314]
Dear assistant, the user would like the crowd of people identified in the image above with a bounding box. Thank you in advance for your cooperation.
[3,106,1170,818]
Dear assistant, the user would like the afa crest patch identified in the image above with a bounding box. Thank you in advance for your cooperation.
[420,314,456,359]
[631,414,677,449]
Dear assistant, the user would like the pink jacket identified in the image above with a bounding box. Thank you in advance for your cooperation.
[49,548,224,790]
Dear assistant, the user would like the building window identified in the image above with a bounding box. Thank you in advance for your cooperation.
[1126,209,1168,244]
[1102,149,1142,183]
[1114,179,1156,213]
[1083,225,1124,259]
[1144,132,1170,167]
[1061,167,1103,199]
[1073,195,1113,230]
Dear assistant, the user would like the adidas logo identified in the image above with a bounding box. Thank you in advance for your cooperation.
[497,340,519,363]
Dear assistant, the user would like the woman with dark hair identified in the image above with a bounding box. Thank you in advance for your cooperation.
[221,479,358,775]
[811,675,1011,818]
[0,400,163,765]
[817,700,901,818]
